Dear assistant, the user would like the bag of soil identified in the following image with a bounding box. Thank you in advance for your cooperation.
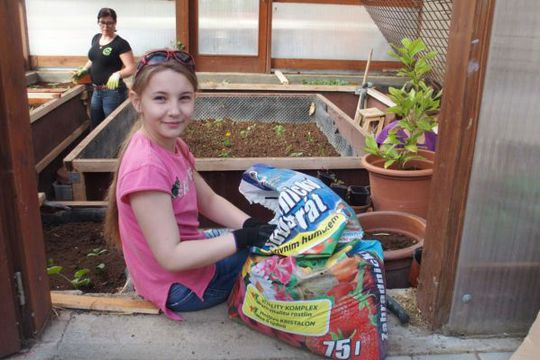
[229,164,388,359]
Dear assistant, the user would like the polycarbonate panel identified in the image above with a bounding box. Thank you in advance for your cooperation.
[271,3,393,61]
[25,0,175,56]
[447,1,540,334]
[198,0,259,56]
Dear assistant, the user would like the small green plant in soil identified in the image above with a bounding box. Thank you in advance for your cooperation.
[47,259,92,289]
[302,79,350,86]
[87,247,107,257]
[223,130,232,147]
[273,124,285,137]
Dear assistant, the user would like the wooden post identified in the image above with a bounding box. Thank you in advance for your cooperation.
[0,0,52,355]
[416,0,496,329]
[175,0,190,52]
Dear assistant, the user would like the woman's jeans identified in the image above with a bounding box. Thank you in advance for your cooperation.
[90,86,127,129]
[166,248,249,313]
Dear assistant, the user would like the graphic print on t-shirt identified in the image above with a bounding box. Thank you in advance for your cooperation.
[102,47,112,56]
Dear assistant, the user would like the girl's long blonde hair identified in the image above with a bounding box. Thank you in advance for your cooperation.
[104,59,198,250]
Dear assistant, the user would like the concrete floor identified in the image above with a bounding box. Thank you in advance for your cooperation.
[9,296,522,360]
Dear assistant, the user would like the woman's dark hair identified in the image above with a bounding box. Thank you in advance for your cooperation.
[97,8,117,22]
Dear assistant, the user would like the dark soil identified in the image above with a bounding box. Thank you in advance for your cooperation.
[183,119,340,158]
[44,222,126,293]
[364,231,418,251]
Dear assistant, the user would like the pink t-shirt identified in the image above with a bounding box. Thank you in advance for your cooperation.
[117,131,215,320]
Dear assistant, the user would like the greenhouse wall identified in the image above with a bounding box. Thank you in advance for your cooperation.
[25,0,393,62]
[447,0,540,334]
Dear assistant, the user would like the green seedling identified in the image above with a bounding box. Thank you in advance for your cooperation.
[223,130,232,147]
[96,263,106,272]
[213,118,224,127]
[274,124,285,137]
[47,261,92,289]
[219,149,232,158]
[302,79,350,86]
[307,131,315,143]
[240,124,256,138]
[289,152,304,157]
[87,247,107,257]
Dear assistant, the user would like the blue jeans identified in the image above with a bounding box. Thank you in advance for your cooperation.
[166,248,248,312]
[90,86,127,129]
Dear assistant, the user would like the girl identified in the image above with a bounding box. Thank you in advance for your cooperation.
[104,49,273,320]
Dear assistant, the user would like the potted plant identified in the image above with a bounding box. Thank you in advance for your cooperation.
[358,211,425,289]
[361,38,441,218]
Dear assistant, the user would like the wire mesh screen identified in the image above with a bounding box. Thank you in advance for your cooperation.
[364,0,453,87]
[193,94,355,156]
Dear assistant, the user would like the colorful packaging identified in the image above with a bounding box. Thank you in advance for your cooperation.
[239,164,363,257]
[229,164,388,359]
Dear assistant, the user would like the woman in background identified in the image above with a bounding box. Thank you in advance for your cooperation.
[73,7,135,128]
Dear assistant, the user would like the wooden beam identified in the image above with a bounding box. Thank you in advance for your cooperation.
[175,0,190,52]
[416,0,496,329]
[272,58,401,72]
[50,292,159,315]
[35,120,90,173]
[0,0,51,342]
[44,200,107,208]
[274,70,289,85]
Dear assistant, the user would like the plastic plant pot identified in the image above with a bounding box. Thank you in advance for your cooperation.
[348,185,371,206]
[330,183,349,202]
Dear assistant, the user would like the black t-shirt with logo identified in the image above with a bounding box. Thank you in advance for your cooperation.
[88,33,132,86]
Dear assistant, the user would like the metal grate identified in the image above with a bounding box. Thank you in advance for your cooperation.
[193,94,356,156]
[364,0,453,87]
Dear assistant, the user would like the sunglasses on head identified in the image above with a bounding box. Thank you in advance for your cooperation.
[135,49,196,77]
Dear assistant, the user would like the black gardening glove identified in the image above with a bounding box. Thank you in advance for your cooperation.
[242,217,268,229]
[233,224,276,250]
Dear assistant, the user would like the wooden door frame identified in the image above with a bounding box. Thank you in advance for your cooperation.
[187,0,271,73]
[0,1,52,357]
[416,0,496,328]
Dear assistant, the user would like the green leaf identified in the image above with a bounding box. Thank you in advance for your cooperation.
[384,159,396,168]
[74,268,90,279]
[47,265,63,275]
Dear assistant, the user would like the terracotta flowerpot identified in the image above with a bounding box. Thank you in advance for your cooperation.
[360,150,434,219]
[357,211,425,289]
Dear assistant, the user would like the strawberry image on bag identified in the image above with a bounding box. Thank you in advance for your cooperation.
[228,164,388,359]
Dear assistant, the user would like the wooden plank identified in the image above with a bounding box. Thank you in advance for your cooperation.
[367,88,395,107]
[27,92,60,99]
[64,99,130,170]
[175,0,190,52]
[50,292,159,315]
[416,0,496,329]
[0,0,51,345]
[272,58,401,72]
[27,87,68,93]
[70,171,87,201]
[45,200,107,208]
[200,82,358,92]
[274,70,289,85]
[30,55,87,68]
[28,98,52,106]
[30,85,84,124]
[71,156,364,173]
[34,120,90,173]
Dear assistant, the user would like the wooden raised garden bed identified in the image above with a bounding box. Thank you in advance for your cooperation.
[64,93,369,220]
[26,71,90,201]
